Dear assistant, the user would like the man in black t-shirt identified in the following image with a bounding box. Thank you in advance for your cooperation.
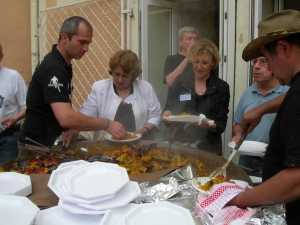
[20,16,125,147]
[163,27,199,119]
[163,26,199,89]
[228,10,300,225]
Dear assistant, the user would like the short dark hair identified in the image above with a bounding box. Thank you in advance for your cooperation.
[59,16,93,41]
[264,33,300,55]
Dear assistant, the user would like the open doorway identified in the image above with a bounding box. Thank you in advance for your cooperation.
[141,0,220,108]
[283,0,300,10]
[141,0,236,152]
[177,0,219,47]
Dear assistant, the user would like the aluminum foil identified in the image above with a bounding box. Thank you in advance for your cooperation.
[135,165,198,205]
[135,165,286,224]
[161,164,196,182]
[135,177,180,203]
[246,205,286,225]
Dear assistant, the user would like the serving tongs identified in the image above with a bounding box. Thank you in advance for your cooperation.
[24,137,52,154]
[193,140,243,188]
[208,140,244,180]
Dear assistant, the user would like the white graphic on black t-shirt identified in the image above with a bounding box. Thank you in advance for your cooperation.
[0,95,4,108]
[48,76,63,93]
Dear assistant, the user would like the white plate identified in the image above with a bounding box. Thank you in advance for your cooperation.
[191,177,212,196]
[49,162,123,204]
[56,160,89,170]
[191,177,249,195]
[103,132,142,143]
[49,161,129,204]
[100,204,139,225]
[70,162,129,200]
[0,172,32,196]
[35,206,104,225]
[59,200,108,215]
[238,140,267,157]
[48,162,100,202]
[164,114,215,126]
[0,194,39,225]
[77,181,141,211]
[125,202,195,225]
[164,115,200,123]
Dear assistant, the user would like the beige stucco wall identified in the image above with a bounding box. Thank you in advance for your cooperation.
[0,0,32,82]
[40,0,92,9]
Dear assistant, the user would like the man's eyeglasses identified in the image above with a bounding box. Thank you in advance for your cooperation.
[251,57,268,66]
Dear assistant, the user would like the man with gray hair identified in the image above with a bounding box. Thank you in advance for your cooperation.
[19,16,125,148]
[163,26,200,88]
[228,10,300,224]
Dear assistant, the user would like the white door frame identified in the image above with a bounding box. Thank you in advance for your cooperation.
[140,0,178,80]
[275,0,284,10]
[219,0,237,155]
[253,0,262,38]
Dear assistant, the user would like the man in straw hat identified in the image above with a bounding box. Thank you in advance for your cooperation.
[229,10,300,224]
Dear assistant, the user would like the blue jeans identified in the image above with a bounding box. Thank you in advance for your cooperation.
[0,134,18,165]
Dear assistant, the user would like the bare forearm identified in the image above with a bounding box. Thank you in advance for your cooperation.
[1,108,26,127]
[51,102,109,131]
[231,168,300,207]
[241,94,285,133]
[137,123,155,135]
[165,58,189,87]
[51,102,125,138]
[59,111,109,131]
[14,108,26,122]
[258,94,285,115]
[232,123,244,142]
[233,124,243,137]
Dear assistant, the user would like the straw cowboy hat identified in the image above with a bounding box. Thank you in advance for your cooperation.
[242,10,300,61]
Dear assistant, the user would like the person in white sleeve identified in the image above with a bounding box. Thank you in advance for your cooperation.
[0,43,27,164]
[80,49,161,140]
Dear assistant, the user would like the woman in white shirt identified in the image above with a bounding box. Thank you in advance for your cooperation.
[80,50,161,140]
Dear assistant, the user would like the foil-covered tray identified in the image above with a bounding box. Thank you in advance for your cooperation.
[135,166,286,225]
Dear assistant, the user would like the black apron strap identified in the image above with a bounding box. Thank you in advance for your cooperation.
[114,102,136,132]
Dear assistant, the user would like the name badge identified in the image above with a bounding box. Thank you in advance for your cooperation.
[179,93,191,101]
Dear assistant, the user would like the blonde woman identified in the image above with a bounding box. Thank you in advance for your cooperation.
[163,39,230,154]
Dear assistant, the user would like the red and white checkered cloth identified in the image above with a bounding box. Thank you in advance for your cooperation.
[194,181,257,225]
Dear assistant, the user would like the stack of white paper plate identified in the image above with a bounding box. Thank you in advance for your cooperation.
[238,141,268,157]
[0,194,39,225]
[0,172,32,196]
[48,160,141,215]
